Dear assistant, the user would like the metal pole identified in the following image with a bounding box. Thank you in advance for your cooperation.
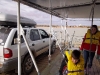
[48,0,52,65]
[61,19,64,30]
[48,13,52,64]
[17,0,21,75]
[60,31,62,45]
[64,21,67,47]
[89,0,96,53]
[87,0,96,74]
[91,0,96,25]
[20,25,40,75]
[70,31,75,48]
[60,19,65,46]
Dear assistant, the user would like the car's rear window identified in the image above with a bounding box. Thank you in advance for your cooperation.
[0,28,11,44]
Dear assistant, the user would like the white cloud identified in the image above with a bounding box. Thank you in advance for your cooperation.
[0,0,62,25]
[0,0,100,26]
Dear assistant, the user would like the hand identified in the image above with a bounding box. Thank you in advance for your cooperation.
[80,50,83,55]
[96,55,100,60]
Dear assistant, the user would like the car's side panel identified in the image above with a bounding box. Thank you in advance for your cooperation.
[0,27,56,73]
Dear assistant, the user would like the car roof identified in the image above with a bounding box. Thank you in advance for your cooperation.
[9,27,43,30]
[0,13,36,27]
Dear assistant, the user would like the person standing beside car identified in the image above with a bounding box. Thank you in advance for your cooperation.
[80,25,100,70]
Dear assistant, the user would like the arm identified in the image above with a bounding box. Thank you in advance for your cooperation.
[64,50,72,60]
[96,32,100,59]
[97,35,100,54]
[97,45,100,55]
[97,38,100,59]
[80,55,85,70]
[80,33,86,50]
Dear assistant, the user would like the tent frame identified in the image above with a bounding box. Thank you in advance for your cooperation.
[15,0,97,75]
[17,1,40,75]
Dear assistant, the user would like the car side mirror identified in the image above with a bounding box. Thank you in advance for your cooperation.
[49,34,52,37]
[14,38,18,44]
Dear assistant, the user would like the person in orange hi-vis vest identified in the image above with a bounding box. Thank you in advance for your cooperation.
[80,25,100,71]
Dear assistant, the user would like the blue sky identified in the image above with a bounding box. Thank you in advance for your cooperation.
[0,0,100,26]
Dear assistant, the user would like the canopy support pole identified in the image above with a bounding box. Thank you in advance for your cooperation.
[20,25,40,75]
[48,0,52,65]
[17,1,40,75]
[89,0,96,54]
[70,31,75,48]
[17,1,21,75]
[64,21,67,47]
[91,0,96,25]
[87,0,96,75]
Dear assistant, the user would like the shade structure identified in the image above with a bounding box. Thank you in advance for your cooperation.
[14,0,100,18]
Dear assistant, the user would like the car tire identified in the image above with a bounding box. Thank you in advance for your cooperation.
[51,42,56,54]
[5,70,18,75]
[22,55,34,75]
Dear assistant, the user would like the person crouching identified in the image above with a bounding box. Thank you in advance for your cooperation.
[59,50,85,75]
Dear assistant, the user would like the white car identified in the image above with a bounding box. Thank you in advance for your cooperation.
[0,14,56,74]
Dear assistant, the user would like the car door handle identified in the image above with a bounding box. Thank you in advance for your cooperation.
[32,44,35,46]
[43,41,45,43]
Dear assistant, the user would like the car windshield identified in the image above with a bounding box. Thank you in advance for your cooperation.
[0,28,11,45]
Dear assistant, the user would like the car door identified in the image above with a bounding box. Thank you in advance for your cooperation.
[8,29,27,58]
[39,29,49,52]
[29,29,44,56]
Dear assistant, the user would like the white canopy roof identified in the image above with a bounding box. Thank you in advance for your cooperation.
[14,0,100,18]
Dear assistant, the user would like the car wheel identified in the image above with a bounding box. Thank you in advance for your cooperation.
[22,55,34,75]
[5,70,18,75]
[51,42,56,54]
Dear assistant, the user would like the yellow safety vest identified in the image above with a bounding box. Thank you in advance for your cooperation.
[84,29,100,45]
[64,50,84,75]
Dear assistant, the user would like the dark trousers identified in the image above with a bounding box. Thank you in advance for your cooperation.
[83,50,95,68]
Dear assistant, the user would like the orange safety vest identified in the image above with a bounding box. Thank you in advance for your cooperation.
[84,29,100,45]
